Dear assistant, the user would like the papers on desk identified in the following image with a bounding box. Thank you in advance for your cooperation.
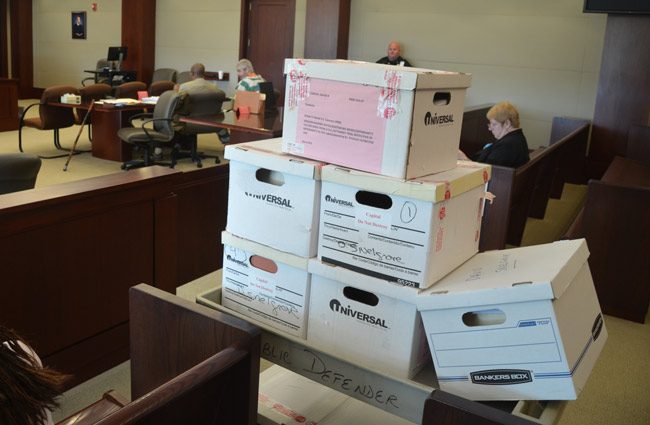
[95,98,141,106]
[141,96,159,105]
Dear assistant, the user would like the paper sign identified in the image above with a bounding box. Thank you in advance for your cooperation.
[295,79,387,173]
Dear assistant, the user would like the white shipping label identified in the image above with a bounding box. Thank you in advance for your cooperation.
[319,182,432,287]
[222,245,307,336]
[355,207,392,235]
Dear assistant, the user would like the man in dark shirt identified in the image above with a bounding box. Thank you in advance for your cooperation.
[376,41,412,67]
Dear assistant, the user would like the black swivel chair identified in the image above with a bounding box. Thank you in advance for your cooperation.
[0,153,42,195]
[172,89,226,168]
[117,90,181,170]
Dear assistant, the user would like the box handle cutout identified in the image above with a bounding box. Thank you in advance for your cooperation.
[256,168,285,186]
[355,191,393,210]
[249,255,278,274]
[343,286,379,306]
[462,309,506,326]
[433,92,451,106]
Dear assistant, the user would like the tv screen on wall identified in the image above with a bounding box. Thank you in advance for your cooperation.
[584,0,650,14]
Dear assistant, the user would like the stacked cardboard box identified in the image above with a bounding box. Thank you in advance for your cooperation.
[222,138,324,338]
[219,59,606,400]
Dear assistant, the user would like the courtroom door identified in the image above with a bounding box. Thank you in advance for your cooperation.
[241,0,295,102]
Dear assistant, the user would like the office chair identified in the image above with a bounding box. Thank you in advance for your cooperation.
[176,71,191,85]
[148,80,175,96]
[0,153,42,195]
[19,85,81,158]
[113,81,147,99]
[151,68,177,83]
[82,58,112,86]
[172,89,226,168]
[75,83,112,140]
[117,90,181,170]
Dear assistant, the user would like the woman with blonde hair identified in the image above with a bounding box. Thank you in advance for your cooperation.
[470,101,530,168]
[235,58,265,91]
[1,325,68,425]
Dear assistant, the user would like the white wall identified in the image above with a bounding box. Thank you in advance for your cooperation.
[155,0,241,94]
[347,0,607,147]
[155,0,306,95]
[33,0,121,88]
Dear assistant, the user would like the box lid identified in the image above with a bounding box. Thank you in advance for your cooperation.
[321,161,490,202]
[284,58,472,91]
[225,138,323,180]
[416,239,590,310]
[308,259,421,303]
[222,231,309,270]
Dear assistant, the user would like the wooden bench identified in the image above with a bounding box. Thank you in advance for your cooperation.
[0,165,229,388]
[565,155,650,323]
[479,118,590,252]
[459,104,495,158]
[56,283,261,424]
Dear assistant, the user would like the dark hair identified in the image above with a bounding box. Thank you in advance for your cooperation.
[0,326,68,425]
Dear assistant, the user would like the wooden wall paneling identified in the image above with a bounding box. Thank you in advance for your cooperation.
[121,0,156,84]
[9,0,35,98]
[0,78,18,131]
[0,167,181,389]
[588,15,650,178]
[304,0,351,59]
[174,165,230,286]
[1,0,7,77]
[626,125,650,166]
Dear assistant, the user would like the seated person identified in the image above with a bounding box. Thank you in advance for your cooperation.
[376,41,412,67]
[1,325,68,425]
[176,62,229,144]
[235,59,265,91]
[177,63,224,95]
[461,101,530,168]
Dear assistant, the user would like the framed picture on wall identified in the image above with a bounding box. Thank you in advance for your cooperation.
[72,11,86,39]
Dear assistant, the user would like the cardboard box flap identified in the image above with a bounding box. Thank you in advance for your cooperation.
[321,161,490,202]
[308,259,421,303]
[225,138,323,180]
[222,231,309,270]
[416,239,590,310]
[284,58,472,91]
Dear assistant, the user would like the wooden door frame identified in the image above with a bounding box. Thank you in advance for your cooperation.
[239,0,249,60]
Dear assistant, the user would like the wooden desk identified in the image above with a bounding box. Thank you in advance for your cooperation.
[0,78,19,131]
[90,103,153,161]
[180,109,283,143]
[84,69,137,86]
[48,101,153,162]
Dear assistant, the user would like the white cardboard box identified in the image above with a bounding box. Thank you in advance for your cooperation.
[307,259,430,379]
[282,59,472,179]
[258,365,414,425]
[225,138,323,257]
[318,161,490,289]
[221,231,310,338]
[416,239,607,401]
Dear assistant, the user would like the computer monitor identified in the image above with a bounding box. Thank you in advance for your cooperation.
[107,46,128,70]
[258,81,276,111]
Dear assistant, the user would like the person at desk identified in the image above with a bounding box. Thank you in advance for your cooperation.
[459,101,530,168]
[235,59,265,91]
[376,41,412,67]
[175,63,230,144]
[1,325,68,425]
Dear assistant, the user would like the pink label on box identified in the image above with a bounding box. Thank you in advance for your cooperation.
[295,79,387,173]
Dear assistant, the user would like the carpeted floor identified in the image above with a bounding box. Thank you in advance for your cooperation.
[3,101,649,424]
